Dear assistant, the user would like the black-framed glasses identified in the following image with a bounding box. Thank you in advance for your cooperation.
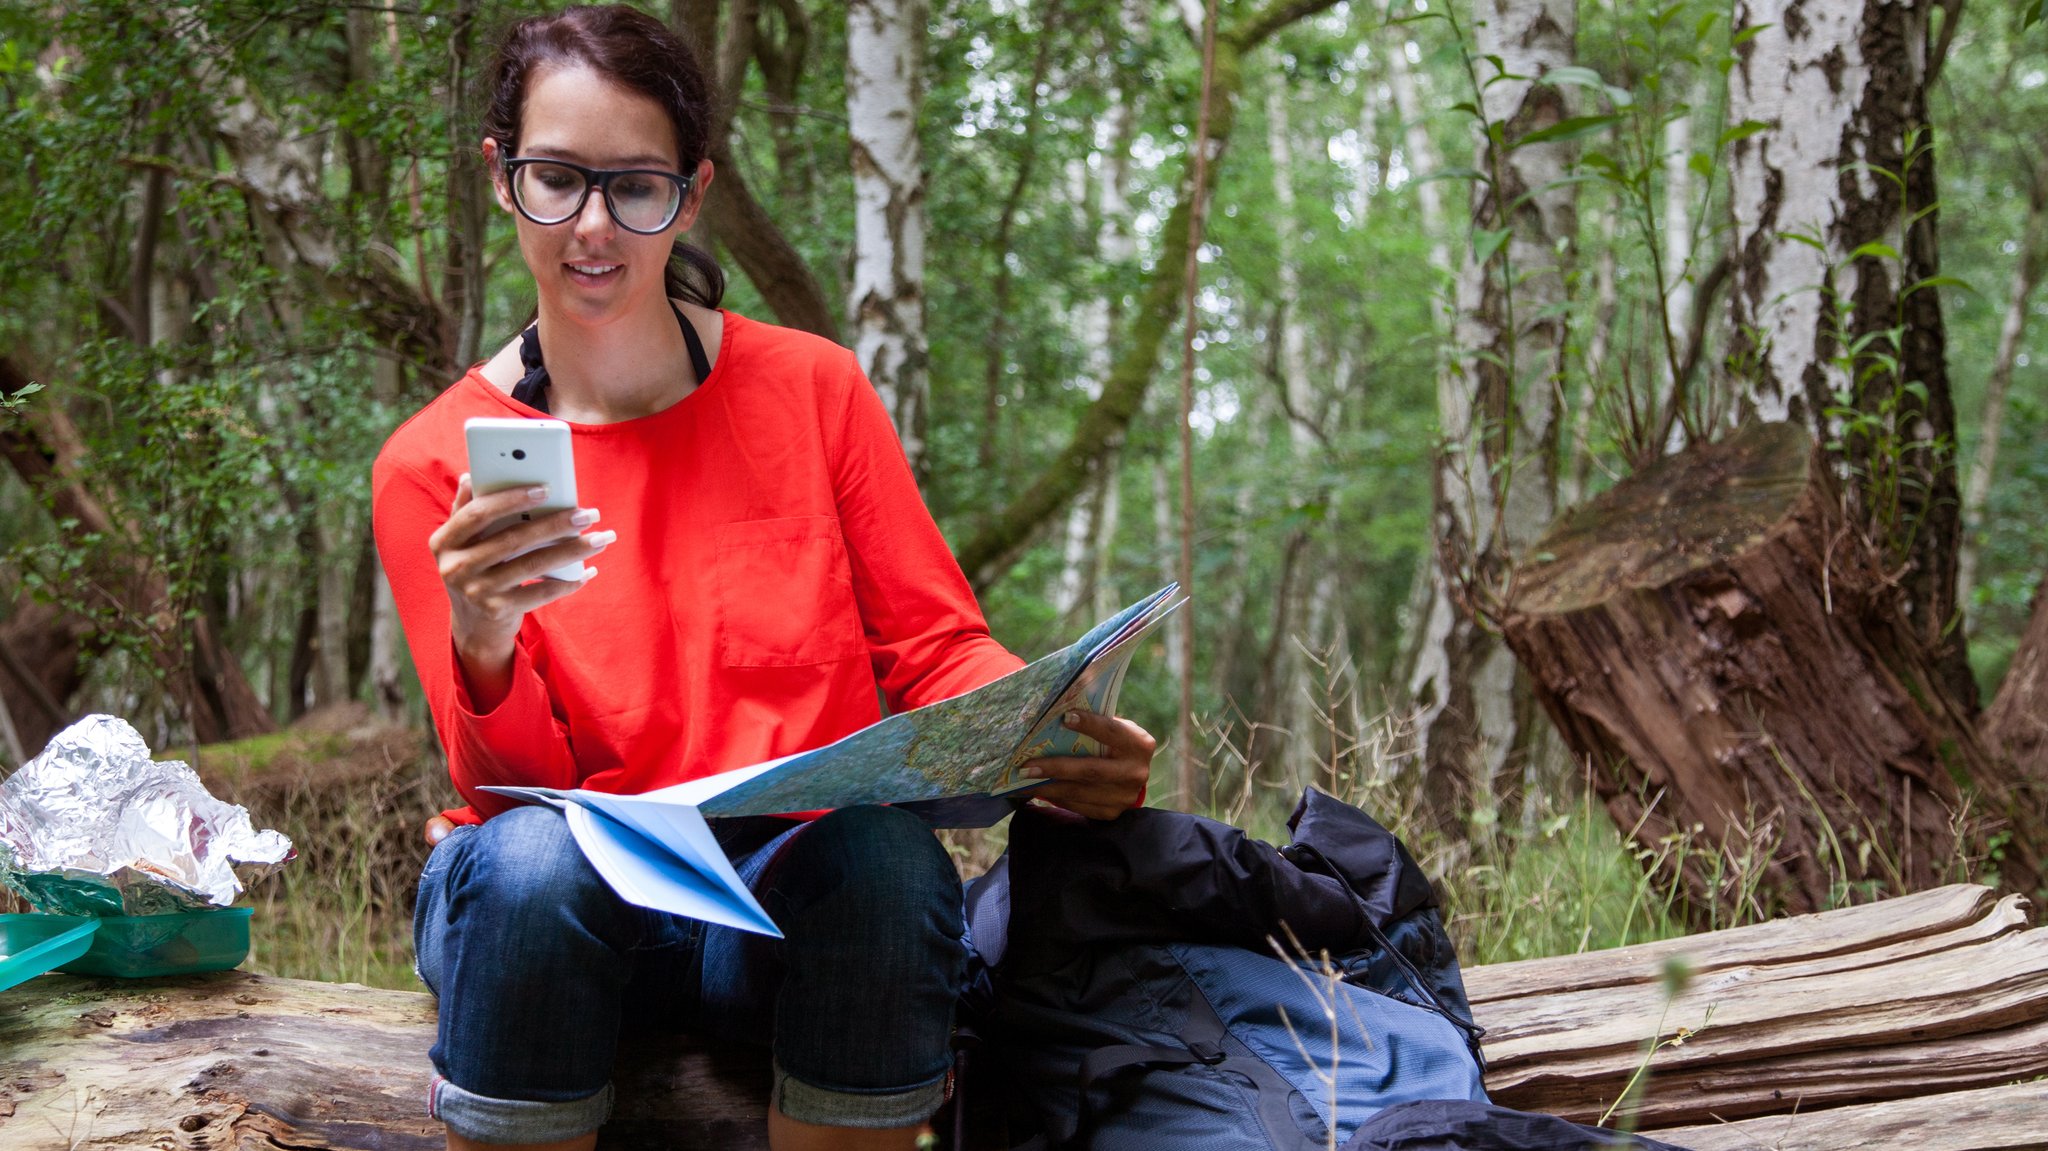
[501,156,693,234]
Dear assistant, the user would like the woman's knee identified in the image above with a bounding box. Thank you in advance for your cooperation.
[772,805,962,930]
[444,805,614,924]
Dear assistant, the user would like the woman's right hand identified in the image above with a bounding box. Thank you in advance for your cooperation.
[428,473,614,707]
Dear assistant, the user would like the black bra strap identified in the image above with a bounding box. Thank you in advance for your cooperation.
[509,303,711,415]
[677,303,712,383]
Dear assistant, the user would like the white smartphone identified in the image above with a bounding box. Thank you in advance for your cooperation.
[464,417,585,581]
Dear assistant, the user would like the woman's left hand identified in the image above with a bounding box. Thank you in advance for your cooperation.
[1017,710,1158,821]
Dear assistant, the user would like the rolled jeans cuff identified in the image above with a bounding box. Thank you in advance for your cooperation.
[770,1058,949,1129]
[427,1075,613,1143]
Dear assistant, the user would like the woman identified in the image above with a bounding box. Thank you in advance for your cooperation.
[371,7,1155,1150]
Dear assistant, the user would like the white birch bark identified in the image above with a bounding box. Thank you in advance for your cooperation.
[1958,193,2047,610]
[847,0,929,470]
[1663,106,1694,351]
[1264,73,1318,784]
[0,681,25,768]
[313,515,350,708]
[1565,209,1620,508]
[1056,13,1143,625]
[1387,42,1452,276]
[368,556,406,724]
[368,354,407,724]
[1727,0,1886,424]
[1725,0,1967,698]
[1152,458,1188,691]
[1349,46,1381,228]
[1408,0,1577,833]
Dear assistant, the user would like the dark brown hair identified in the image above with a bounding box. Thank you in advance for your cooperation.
[480,4,725,309]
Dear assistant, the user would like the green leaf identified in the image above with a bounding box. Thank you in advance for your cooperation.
[1415,166,1489,186]
[1514,113,1624,148]
[1907,275,1975,296]
[1579,150,1628,181]
[1848,241,1901,261]
[1472,226,1513,267]
[1541,65,1610,92]
[1731,22,1774,46]
[1694,11,1722,41]
[1717,120,1771,148]
[2024,0,2044,30]
[1688,151,1715,179]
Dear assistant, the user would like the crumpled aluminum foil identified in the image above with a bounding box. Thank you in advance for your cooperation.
[0,715,294,915]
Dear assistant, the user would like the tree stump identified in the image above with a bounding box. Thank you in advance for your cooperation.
[1501,422,2039,918]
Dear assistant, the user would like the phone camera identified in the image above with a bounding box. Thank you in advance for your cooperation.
[511,449,527,460]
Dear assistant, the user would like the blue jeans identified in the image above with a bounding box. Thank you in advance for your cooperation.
[412,803,966,1143]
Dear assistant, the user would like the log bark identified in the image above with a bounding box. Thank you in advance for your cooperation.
[1501,420,2041,918]
[1650,1081,2048,1151]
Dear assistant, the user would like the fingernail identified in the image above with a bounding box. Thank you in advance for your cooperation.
[571,508,600,527]
[1064,710,1082,727]
[458,472,471,486]
[1020,765,1044,778]
[581,565,600,581]
[527,485,549,502]
[588,530,618,549]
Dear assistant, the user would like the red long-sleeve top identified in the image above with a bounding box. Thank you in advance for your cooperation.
[372,312,1025,825]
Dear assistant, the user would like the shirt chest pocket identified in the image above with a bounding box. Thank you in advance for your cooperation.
[713,516,867,667]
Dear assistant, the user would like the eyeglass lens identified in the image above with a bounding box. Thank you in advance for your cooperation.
[512,162,681,232]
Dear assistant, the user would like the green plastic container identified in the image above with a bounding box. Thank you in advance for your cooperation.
[55,907,252,978]
[0,914,100,993]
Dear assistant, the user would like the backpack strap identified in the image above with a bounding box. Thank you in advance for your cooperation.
[1074,990,1319,1151]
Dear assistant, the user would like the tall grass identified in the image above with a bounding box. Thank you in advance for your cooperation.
[196,711,450,991]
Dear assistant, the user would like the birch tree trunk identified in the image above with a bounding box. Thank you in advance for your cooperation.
[1409,0,1577,838]
[1957,180,2046,611]
[1387,41,1452,276]
[1725,0,1971,708]
[1249,72,1321,784]
[847,0,929,474]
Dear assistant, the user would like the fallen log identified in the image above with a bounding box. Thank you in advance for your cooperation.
[0,884,2040,1149]
[1478,884,2048,1127]
[1500,421,2043,918]
[1652,1081,2048,1151]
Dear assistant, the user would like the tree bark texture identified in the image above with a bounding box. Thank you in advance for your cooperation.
[1724,0,1970,709]
[1501,421,2043,918]
[1408,0,1577,839]
[847,0,931,474]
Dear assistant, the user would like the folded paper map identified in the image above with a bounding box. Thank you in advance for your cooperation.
[482,583,1188,937]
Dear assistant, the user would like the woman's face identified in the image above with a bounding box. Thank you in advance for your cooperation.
[483,64,710,327]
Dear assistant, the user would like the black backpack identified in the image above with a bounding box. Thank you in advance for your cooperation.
[952,790,1689,1151]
